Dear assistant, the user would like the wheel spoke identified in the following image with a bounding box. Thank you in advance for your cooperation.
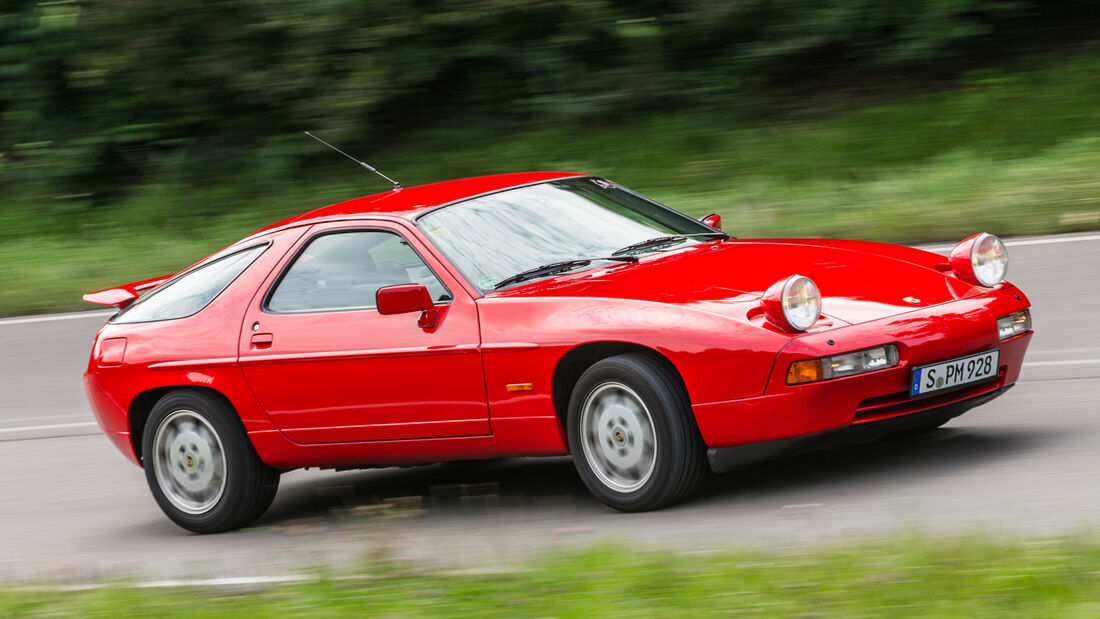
[579,382,657,493]
[152,409,227,515]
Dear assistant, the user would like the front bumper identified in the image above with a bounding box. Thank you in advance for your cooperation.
[707,384,1010,473]
[692,287,1031,450]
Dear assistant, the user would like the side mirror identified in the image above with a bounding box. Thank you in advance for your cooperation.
[701,213,722,230]
[376,284,438,329]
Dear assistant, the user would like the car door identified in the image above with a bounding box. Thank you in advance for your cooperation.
[238,220,489,443]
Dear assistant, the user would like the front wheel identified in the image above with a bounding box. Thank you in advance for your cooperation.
[143,390,279,533]
[567,353,707,512]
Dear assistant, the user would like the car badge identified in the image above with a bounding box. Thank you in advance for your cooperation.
[903,297,921,304]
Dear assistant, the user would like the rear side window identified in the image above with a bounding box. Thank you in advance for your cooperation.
[114,245,268,324]
[266,230,450,313]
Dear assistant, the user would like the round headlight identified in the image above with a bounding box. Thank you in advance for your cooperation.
[762,275,821,332]
[949,232,1008,287]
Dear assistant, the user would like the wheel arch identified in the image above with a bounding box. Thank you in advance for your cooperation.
[128,385,239,465]
[551,341,688,427]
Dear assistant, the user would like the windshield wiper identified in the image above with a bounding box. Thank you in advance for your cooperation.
[611,232,729,257]
[492,255,638,290]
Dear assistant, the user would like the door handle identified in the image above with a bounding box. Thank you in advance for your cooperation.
[250,333,273,349]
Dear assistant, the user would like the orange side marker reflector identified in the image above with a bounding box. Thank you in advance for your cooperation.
[505,383,534,392]
[787,360,824,385]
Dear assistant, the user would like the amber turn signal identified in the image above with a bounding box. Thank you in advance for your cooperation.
[787,344,901,385]
[786,359,824,385]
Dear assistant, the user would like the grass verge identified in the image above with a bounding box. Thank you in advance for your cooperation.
[6,52,1100,315]
[3,537,1099,617]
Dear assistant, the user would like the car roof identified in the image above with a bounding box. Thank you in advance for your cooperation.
[251,171,587,237]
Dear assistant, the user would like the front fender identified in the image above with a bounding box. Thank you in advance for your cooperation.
[477,296,788,410]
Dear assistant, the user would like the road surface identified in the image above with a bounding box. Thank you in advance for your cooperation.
[1,233,1098,584]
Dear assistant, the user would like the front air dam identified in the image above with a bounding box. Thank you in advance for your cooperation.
[706,386,1010,474]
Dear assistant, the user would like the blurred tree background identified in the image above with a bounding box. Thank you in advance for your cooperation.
[3,0,1100,313]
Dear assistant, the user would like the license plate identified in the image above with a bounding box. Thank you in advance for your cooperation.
[910,349,1000,397]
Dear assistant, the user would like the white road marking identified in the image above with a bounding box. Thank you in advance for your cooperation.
[1022,359,1100,368]
[919,233,1100,253]
[0,414,93,424]
[0,422,97,435]
[20,574,315,592]
[0,310,113,326]
[999,233,1100,247]
[17,568,526,592]
[134,575,309,588]
[1026,347,1100,356]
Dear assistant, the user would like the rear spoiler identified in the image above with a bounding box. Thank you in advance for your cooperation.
[82,275,174,310]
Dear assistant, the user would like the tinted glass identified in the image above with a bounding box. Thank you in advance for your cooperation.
[417,178,713,290]
[114,244,267,324]
[267,230,450,313]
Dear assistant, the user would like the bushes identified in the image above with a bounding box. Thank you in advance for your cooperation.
[0,0,1096,212]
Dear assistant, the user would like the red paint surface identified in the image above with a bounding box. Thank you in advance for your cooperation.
[83,173,1032,470]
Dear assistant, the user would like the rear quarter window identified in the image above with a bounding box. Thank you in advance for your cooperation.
[113,244,268,324]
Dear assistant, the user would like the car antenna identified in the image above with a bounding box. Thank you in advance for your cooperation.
[304,131,402,190]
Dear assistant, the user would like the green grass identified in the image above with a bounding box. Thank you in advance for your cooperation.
[6,52,1100,316]
[3,538,1100,617]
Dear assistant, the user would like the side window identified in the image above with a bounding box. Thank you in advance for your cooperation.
[266,230,451,313]
[114,244,268,324]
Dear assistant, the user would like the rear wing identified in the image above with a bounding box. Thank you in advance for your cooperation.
[82,275,174,310]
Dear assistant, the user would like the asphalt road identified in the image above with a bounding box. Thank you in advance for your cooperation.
[1,233,1098,584]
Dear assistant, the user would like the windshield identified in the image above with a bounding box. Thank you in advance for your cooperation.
[417,178,716,290]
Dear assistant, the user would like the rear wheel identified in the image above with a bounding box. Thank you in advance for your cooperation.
[567,353,707,511]
[143,390,279,533]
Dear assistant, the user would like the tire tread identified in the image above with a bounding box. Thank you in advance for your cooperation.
[567,352,707,512]
[142,389,280,534]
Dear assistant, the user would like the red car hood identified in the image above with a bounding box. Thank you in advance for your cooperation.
[489,239,986,326]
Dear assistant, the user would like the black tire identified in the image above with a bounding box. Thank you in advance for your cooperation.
[566,353,708,512]
[142,389,280,534]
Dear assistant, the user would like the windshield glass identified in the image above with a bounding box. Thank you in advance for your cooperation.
[417,178,715,290]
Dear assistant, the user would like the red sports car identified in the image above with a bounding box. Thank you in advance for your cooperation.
[83,172,1032,533]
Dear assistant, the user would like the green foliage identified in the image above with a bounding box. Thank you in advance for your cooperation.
[3,538,1100,616]
[4,2,1100,315]
[1,0,1092,207]
[6,51,1100,316]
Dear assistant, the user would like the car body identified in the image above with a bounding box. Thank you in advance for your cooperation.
[83,172,1033,532]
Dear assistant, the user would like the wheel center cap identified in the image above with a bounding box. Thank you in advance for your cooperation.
[613,429,626,444]
[185,454,195,469]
